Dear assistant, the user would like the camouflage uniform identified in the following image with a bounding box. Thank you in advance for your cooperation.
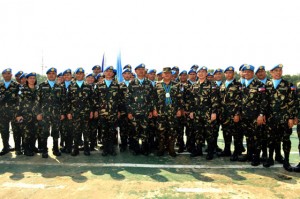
[126,78,155,155]
[188,79,219,159]
[36,80,67,157]
[67,81,94,156]
[264,79,296,170]
[15,84,39,156]
[0,80,19,155]
[219,79,243,159]
[154,80,182,157]
[240,78,267,164]
[88,83,98,151]
[94,80,121,156]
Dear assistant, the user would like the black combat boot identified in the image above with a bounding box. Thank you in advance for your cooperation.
[283,153,293,172]
[71,141,79,156]
[206,144,214,160]
[141,141,149,156]
[168,140,177,157]
[41,140,48,158]
[218,144,231,157]
[275,143,284,164]
[83,141,90,156]
[14,134,22,155]
[120,136,127,152]
[190,144,203,157]
[263,147,274,167]
[52,140,61,156]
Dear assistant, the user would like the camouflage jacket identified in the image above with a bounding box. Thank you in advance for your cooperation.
[154,81,183,115]
[119,81,129,115]
[0,81,19,112]
[241,78,267,120]
[265,79,296,120]
[16,85,39,119]
[94,80,121,117]
[67,81,94,118]
[219,79,242,118]
[187,79,219,115]
[36,80,67,116]
[126,78,155,116]
[178,81,193,112]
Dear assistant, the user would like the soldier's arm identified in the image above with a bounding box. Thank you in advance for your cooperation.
[287,82,297,119]
[125,83,134,115]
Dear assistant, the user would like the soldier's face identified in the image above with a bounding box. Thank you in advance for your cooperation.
[244,70,254,80]
[256,70,267,80]
[27,76,36,86]
[197,70,207,80]
[20,78,27,85]
[189,73,196,81]
[122,72,131,81]
[47,72,57,81]
[239,71,245,78]
[213,72,222,81]
[75,72,85,81]
[179,73,188,82]
[225,71,234,80]
[86,76,95,84]
[135,68,145,78]
[93,68,101,75]
[163,72,172,81]
[207,76,214,81]
[157,74,163,81]
[57,76,63,84]
[15,75,21,83]
[2,72,12,81]
[148,72,156,81]
[270,68,282,80]
[63,73,72,81]
[104,69,114,79]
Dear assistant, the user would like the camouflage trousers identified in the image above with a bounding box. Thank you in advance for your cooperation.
[193,113,214,145]
[221,118,243,153]
[89,118,98,147]
[37,115,60,140]
[129,114,149,142]
[118,114,131,147]
[157,114,178,149]
[60,118,73,144]
[99,115,117,152]
[0,110,18,150]
[72,116,90,144]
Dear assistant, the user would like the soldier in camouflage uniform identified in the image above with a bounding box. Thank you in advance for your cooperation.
[153,67,182,157]
[94,66,121,156]
[219,67,243,161]
[126,63,155,155]
[118,67,132,152]
[264,64,296,171]
[15,72,38,156]
[239,65,267,166]
[36,67,67,158]
[171,66,180,82]
[188,66,219,160]
[92,65,102,76]
[294,82,300,172]
[0,68,20,155]
[67,68,94,156]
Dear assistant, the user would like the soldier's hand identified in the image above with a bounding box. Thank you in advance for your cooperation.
[60,115,65,120]
[176,110,181,117]
[211,113,216,121]
[189,112,194,119]
[263,116,266,125]
[16,116,23,122]
[37,114,43,121]
[257,115,264,126]
[94,112,99,119]
[153,110,158,117]
[67,114,72,120]
[288,119,294,129]
[233,115,240,123]
[294,118,298,125]
[148,112,153,119]
[89,112,93,119]
[128,113,133,120]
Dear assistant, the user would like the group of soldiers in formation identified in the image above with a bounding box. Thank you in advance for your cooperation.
[1,63,300,173]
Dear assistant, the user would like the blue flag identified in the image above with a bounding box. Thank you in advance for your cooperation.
[101,53,106,73]
[117,51,123,82]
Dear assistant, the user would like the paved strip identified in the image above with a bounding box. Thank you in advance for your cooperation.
[0,160,284,169]
[2,182,65,189]
[176,188,223,193]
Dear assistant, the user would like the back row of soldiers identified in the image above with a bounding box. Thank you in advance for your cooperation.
[0,63,300,173]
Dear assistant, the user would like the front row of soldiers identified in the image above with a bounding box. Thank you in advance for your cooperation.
[0,63,299,173]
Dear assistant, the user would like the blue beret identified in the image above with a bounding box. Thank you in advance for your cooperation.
[63,69,72,75]
[57,72,63,77]
[147,69,157,74]
[113,69,117,74]
[255,65,266,74]
[2,68,12,74]
[179,70,187,76]
[197,66,208,73]
[123,64,132,70]
[104,66,114,72]
[242,65,255,72]
[239,64,247,71]
[207,72,213,77]
[172,71,176,75]
[26,72,36,78]
[75,67,85,74]
[92,65,101,70]
[135,63,145,70]
[86,73,95,78]
[172,66,179,71]
[20,73,27,79]
[270,64,283,71]
[46,67,57,74]
[224,66,235,73]
[188,69,197,74]
[190,65,199,70]
[213,68,223,75]
[157,71,162,75]
[15,71,24,77]
[122,69,132,74]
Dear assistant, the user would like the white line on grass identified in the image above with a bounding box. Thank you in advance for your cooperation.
[2,182,65,189]
[176,188,222,193]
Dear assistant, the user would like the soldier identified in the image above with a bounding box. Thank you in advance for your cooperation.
[219,67,243,161]
[188,69,197,85]
[60,69,73,153]
[118,68,132,152]
[239,65,267,166]
[94,66,121,156]
[19,73,27,85]
[15,71,24,84]
[15,72,38,156]
[57,72,64,84]
[67,68,94,156]
[294,82,300,172]
[36,67,66,158]
[239,64,246,85]
[0,68,20,155]
[126,63,155,155]
[188,66,219,160]
[264,64,296,171]
[171,66,180,82]
[153,67,182,157]
[157,71,163,81]
[92,65,102,76]
[207,72,214,82]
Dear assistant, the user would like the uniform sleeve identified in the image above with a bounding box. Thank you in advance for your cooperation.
[211,83,219,114]
[125,83,134,114]
[287,83,297,119]
[258,82,267,116]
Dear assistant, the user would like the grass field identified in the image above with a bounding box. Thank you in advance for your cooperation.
[0,129,299,198]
